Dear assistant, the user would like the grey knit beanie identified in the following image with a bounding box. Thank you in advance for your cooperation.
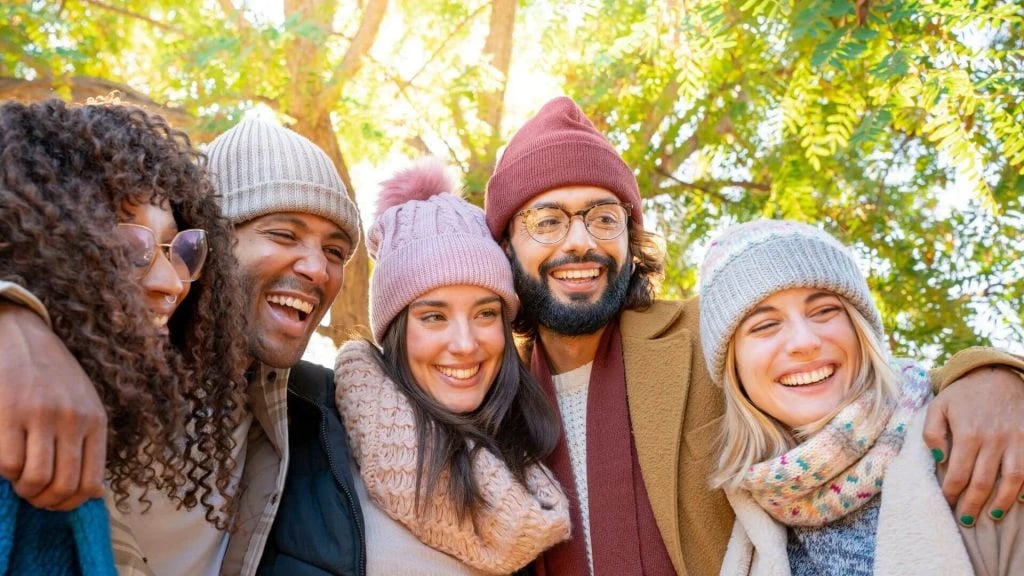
[206,118,361,259]
[698,219,884,384]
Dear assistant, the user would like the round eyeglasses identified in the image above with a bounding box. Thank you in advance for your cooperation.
[515,202,632,244]
[115,224,209,282]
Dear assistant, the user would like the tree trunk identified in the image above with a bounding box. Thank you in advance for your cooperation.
[283,0,386,347]
[464,0,516,204]
[297,115,372,345]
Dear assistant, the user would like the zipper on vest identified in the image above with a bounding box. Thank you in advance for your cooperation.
[319,407,367,576]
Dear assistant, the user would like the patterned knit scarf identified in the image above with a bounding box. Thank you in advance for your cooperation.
[740,360,932,526]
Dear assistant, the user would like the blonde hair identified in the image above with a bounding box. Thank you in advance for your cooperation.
[710,297,900,490]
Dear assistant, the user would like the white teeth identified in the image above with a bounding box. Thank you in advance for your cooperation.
[152,315,169,328]
[552,268,600,280]
[779,365,835,386]
[267,295,314,314]
[437,365,480,380]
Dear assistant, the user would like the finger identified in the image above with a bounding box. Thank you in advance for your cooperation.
[954,444,1001,527]
[78,426,107,501]
[922,400,951,464]
[986,455,1024,521]
[0,424,27,483]
[941,426,981,507]
[13,426,56,504]
[34,426,85,511]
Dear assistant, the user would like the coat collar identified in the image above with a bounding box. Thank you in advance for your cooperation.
[620,300,693,575]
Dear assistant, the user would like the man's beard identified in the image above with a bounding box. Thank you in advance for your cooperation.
[510,247,631,336]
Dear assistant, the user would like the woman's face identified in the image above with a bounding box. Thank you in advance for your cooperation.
[405,284,506,414]
[733,287,862,429]
[118,199,191,332]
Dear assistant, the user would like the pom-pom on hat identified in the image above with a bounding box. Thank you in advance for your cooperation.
[368,157,519,343]
[698,219,884,385]
[484,96,643,239]
[207,117,361,259]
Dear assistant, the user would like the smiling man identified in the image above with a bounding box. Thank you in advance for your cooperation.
[483,96,1024,576]
[0,117,366,576]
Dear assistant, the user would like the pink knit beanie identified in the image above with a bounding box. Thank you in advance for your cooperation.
[484,96,643,239]
[368,157,519,343]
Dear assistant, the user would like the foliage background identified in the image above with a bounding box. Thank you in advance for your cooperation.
[2,0,1021,363]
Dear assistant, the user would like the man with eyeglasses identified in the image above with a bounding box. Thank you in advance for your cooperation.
[0,117,365,575]
[483,96,1024,576]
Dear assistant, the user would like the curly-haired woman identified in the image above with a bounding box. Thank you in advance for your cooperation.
[0,98,249,575]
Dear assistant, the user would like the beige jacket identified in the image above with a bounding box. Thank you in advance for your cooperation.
[720,409,1023,576]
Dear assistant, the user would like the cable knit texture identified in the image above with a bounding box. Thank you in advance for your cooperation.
[334,340,571,574]
[368,158,519,343]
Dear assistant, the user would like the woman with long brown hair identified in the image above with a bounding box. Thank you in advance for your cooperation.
[334,158,570,575]
[0,97,249,574]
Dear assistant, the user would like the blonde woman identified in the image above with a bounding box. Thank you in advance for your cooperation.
[698,220,1022,575]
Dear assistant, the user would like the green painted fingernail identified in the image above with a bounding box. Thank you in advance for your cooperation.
[991,509,1004,520]
[930,448,944,462]
[960,514,975,526]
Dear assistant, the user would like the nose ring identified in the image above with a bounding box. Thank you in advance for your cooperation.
[165,294,178,304]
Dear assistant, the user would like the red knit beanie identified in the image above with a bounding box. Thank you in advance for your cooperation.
[484,96,642,239]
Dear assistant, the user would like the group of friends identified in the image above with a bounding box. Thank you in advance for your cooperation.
[0,94,1022,576]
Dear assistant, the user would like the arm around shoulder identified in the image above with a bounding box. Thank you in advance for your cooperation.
[929,346,1024,393]
[0,299,107,510]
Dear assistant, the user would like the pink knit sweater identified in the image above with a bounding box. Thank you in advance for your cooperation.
[334,341,571,574]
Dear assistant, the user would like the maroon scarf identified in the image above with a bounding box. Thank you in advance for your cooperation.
[532,321,675,576]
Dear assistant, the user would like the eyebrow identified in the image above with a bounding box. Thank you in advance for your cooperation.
[409,295,503,309]
[528,196,621,212]
[743,291,839,319]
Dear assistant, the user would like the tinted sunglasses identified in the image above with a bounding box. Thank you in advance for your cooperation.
[115,223,208,282]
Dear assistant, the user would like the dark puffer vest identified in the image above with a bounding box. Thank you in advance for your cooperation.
[257,360,365,576]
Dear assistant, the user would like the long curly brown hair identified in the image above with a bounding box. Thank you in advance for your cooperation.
[0,98,249,528]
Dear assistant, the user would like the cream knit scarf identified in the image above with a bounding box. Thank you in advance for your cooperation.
[334,340,571,575]
[740,360,932,527]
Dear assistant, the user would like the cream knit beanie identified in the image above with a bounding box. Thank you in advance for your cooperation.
[699,219,884,384]
[207,118,361,258]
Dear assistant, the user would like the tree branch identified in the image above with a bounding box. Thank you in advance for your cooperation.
[78,0,182,33]
[653,165,769,199]
[325,0,388,103]
[0,75,196,130]
[404,2,489,86]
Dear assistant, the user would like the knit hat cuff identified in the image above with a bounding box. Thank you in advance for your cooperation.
[223,180,362,259]
[486,141,641,239]
[370,234,519,342]
[700,237,884,384]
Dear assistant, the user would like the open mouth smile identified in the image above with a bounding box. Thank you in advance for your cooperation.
[436,365,481,381]
[267,294,315,322]
[778,365,835,387]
